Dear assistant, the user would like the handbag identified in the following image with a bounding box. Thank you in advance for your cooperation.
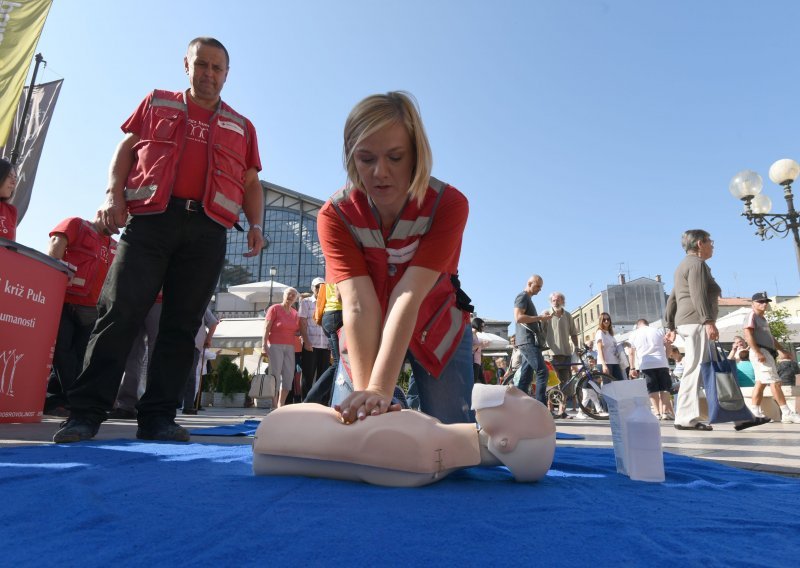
[248,358,276,407]
[522,321,549,351]
[701,342,753,424]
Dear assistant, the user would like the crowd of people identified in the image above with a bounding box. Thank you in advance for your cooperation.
[485,239,800,429]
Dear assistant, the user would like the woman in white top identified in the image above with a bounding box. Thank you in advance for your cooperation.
[594,312,626,381]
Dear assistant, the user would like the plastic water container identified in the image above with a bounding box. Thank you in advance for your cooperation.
[623,396,665,482]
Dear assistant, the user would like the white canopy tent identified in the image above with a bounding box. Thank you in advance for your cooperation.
[209,318,266,374]
[715,307,800,344]
[227,280,290,304]
[477,331,510,351]
[212,318,264,348]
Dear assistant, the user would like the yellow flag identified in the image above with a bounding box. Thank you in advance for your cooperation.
[0,0,53,147]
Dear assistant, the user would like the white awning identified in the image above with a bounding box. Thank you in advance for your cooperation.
[211,318,265,349]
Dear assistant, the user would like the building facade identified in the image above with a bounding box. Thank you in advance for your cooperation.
[573,275,668,341]
[217,181,325,317]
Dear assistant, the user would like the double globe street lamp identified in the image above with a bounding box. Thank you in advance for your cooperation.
[729,158,800,277]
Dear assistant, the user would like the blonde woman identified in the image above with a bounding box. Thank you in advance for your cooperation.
[594,312,625,381]
[318,91,473,425]
[263,287,300,408]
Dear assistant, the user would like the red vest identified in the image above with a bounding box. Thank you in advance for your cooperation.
[63,220,117,305]
[331,178,469,377]
[123,90,250,228]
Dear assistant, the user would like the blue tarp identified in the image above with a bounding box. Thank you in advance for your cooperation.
[1,442,796,566]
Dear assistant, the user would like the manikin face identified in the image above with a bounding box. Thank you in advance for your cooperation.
[0,168,17,200]
[353,121,414,222]
[184,43,229,105]
[475,387,554,452]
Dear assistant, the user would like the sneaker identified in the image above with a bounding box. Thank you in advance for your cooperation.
[108,407,137,420]
[136,418,190,442]
[574,411,590,420]
[596,411,609,417]
[781,412,800,424]
[53,416,101,444]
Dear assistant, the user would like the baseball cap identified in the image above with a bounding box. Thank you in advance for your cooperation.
[311,277,325,288]
[751,291,772,303]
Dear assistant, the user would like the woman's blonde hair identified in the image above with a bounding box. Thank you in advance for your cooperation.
[343,91,432,206]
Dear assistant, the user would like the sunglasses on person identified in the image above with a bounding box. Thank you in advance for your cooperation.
[601,317,611,322]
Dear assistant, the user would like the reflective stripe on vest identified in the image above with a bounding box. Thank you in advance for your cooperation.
[219,108,246,129]
[434,306,465,361]
[332,176,446,250]
[212,191,240,216]
[71,277,86,287]
[124,184,157,201]
[151,97,185,112]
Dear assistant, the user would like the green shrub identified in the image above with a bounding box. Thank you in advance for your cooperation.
[215,357,251,395]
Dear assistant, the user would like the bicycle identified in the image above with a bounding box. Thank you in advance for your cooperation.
[503,349,622,420]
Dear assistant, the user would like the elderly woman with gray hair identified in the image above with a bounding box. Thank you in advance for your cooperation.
[665,230,768,431]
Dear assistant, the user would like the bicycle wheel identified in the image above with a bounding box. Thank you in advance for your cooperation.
[547,388,566,417]
[575,372,620,420]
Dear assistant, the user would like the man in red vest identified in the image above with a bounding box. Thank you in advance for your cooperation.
[54,37,264,444]
[44,217,117,416]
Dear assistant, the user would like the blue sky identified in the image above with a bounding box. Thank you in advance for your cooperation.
[13,0,800,324]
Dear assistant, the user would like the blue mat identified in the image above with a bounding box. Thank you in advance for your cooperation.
[190,420,586,440]
[189,419,262,436]
[1,442,796,566]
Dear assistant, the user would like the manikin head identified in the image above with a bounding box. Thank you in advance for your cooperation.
[472,384,555,481]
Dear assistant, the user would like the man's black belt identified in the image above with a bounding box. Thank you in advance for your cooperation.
[169,197,203,213]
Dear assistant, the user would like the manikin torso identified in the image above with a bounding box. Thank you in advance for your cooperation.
[253,385,556,487]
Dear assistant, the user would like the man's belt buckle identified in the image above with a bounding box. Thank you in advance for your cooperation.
[184,199,201,213]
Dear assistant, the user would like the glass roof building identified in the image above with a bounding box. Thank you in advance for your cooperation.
[217,180,326,316]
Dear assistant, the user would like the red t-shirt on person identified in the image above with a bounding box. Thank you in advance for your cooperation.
[50,217,116,306]
[317,185,468,285]
[121,92,262,201]
[265,304,299,345]
[0,202,17,240]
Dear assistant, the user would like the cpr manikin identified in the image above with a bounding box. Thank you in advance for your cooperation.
[252,384,556,487]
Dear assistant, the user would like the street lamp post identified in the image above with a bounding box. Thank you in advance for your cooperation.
[729,158,800,278]
[268,266,277,309]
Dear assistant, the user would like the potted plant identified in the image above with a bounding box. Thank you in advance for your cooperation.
[213,357,250,407]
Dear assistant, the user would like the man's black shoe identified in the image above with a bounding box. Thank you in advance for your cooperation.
[53,416,101,444]
[108,407,137,420]
[136,418,190,442]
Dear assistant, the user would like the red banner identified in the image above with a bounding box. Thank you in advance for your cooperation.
[0,239,67,423]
